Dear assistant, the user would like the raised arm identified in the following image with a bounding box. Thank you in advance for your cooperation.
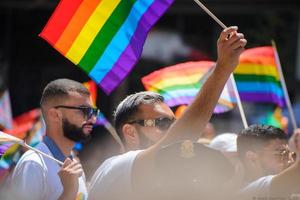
[154,26,246,148]
[133,26,246,191]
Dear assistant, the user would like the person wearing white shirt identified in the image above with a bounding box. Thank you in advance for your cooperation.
[9,79,98,200]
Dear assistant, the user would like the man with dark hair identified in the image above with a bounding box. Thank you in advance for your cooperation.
[237,124,291,184]
[239,128,300,199]
[88,26,247,200]
[10,78,98,200]
[114,91,175,151]
[237,124,298,199]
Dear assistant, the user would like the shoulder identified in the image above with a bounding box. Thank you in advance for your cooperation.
[240,175,274,199]
[91,150,142,182]
[88,150,142,200]
[15,143,50,170]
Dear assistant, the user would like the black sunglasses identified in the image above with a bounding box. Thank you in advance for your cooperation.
[54,105,100,119]
[129,117,175,131]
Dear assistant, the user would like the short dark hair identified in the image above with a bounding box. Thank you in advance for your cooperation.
[114,91,164,140]
[40,78,90,108]
[237,124,287,159]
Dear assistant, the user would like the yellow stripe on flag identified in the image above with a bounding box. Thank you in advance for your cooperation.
[146,73,203,91]
[234,63,280,80]
[66,0,121,64]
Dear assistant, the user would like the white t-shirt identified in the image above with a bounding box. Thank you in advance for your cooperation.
[240,175,274,200]
[9,142,88,200]
[88,150,142,200]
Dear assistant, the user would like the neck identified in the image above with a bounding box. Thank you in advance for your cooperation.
[46,128,75,157]
[244,165,263,184]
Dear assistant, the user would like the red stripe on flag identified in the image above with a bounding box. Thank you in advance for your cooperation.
[39,0,83,46]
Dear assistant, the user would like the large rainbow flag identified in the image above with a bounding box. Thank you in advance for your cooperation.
[142,61,236,114]
[40,0,174,94]
[234,46,285,107]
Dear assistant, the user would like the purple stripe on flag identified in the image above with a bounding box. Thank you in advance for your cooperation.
[165,96,194,107]
[165,97,233,114]
[239,93,286,107]
[99,0,173,94]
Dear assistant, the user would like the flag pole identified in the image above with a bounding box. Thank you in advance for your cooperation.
[0,131,63,165]
[229,75,248,128]
[23,143,64,165]
[272,40,298,130]
[193,0,248,128]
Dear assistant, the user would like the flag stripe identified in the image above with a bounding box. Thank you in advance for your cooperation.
[55,0,101,55]
[142,65,211,84]
[144,74,204,90]
[234,64,279,79]
[66,0,121,64]
[89,0,156,83]
[79,0,136,73]
[146,83,201,94]
[98,0,175,94]
[240,56,276,66]
[236,82,284,97]
[234,74,281,86]
[239,93,285,107]
[39,0,83,45]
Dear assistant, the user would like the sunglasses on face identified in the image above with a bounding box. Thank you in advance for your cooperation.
[129,117,175,131]
[54,105,100,120]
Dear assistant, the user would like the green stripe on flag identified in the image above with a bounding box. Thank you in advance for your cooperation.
[234,74,281,87]
[79,0,136,73]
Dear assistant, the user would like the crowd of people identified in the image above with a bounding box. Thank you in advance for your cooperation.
[2,26,300,200]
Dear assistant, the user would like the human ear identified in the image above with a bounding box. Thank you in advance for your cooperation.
[122,124,139,148]
[48,107,61,123]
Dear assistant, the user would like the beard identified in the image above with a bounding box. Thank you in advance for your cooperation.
[62,118,91,142]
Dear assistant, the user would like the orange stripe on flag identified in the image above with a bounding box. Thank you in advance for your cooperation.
[55,0,101,55]
[39,0,83,45]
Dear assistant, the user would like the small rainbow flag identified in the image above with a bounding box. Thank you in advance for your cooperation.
[234,46,285,107]
[141,61,236,114]
[40,0,174,94]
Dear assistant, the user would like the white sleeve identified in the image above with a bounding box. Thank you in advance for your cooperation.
[240,175,274,199]
[88,151,142,200]
[10,161,46,200]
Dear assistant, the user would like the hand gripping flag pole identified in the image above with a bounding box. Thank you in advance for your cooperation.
[193,0,248,128]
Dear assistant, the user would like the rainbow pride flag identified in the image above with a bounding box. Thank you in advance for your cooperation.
[40,0,174,94]
[142,61,236,114]
[234,46,285,107]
